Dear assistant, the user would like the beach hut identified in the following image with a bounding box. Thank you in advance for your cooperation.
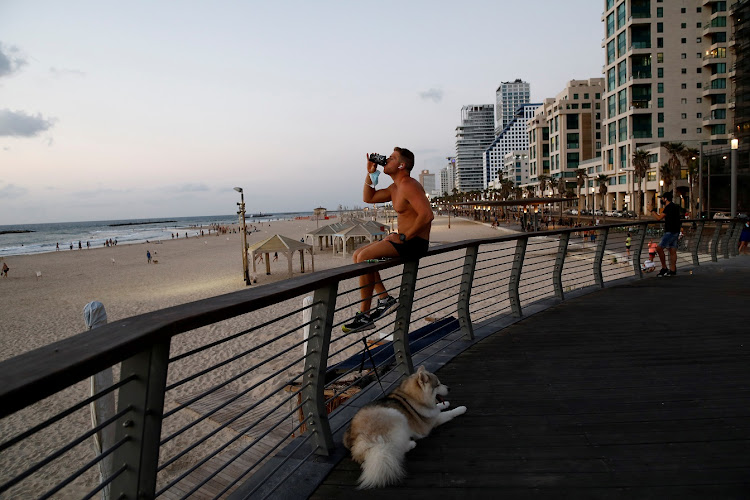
[304,224,338,251]
[248,234,314,278]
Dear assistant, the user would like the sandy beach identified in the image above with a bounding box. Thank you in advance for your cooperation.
[0,214,517,497]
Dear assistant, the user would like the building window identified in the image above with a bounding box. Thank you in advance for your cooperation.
[607,41,615,64]
[697,113,702,118]
[657,22,663,33]
[696,97,702,103]
[681,38,687,44]
[573,94,578,99]
[697,68,702,73]
[682,129,687,134]
[658,113,664,122]
[681,98,687,104]
[681,68,687,74]
[658,67,664,78]
[657,53,664,63]
[657,37,664,48]
[681,53,687,59]
[681,83,687,89]
[681,7,686,13]
[697,82,702,88]
[681,22,686,28]
[584,93,589,99]
[606,12,615,37]
[682,113,687,119]
[657,7,663,17]
[658,127,664,138]
[617,2,626,28]
[658,97,664,108]
[658,83,664,93]
[697,128,702,133]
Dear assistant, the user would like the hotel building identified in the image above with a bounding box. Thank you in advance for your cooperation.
[527,79,605,196]
[483,103,542,188]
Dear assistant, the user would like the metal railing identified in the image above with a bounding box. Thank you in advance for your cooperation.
[0,219,744,499]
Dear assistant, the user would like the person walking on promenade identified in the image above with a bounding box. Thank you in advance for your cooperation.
[342,147,434,333]
[650,191,681,277]
[146,250,152,264]
[625,232,632,259]
[739,221,750,255]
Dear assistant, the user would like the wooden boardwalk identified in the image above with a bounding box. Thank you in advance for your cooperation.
[311,258,750,499]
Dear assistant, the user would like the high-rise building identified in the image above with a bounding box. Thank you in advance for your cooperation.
[495,79,531,134]
[601,0,735,213]
[502,152,531,187]
[527,79,604,194]
[455,105,495,192]
[483,103,541,188]
[440,158,456,195]
[419,169,436,195]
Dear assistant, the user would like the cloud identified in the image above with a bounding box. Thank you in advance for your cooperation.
[49,67,86,78]
[0,183,29,199]
[418,88,444,103]
[0,43,27,78]
[0,109,55,137]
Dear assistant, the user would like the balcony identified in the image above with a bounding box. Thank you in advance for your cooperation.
[630,99,652,110]
[629,41,652,52]
[630,71,652,80]
[703,19,728,35]
[703,115,727,125]
[630,131,653,139]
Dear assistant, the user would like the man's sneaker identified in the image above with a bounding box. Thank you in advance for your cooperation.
[342,312,375,333]
[372,296,399,319]
[657,268,669,278]
[667,269,677,277]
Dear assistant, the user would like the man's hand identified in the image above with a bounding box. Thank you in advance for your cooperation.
[366,153,377,174]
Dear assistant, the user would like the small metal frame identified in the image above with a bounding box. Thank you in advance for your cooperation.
[691,221,705,266]
[633,226,647,278]
[392,260,420,376]
[509,237,528,317]
[711,221,723,262]
[457,246,478,340]
[593,227,609,288]
[553,233,570,299]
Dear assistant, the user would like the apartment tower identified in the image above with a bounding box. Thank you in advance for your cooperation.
[455,104,495,192]
[601,0,734,212]
[483,103,541,188]
[495,79,531,134]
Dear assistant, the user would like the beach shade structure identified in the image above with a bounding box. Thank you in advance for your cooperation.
[83,301,114,500]
[248,234,314,278]
[332,222,389,258]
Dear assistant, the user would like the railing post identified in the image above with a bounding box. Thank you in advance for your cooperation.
[112,341,170,500]
[392,260,419,376]
[509,237,528,318]
[722,221,735,259]
[593,227,609,288]
[301,283,338,456]
[711,221,723,262]
[553,232,570,300]
[633,224,647,278]
[691,220,705,266]
[457,245,478,340]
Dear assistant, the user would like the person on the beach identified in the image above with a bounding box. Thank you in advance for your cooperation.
[146,250,152,264]
[625,232,631,258]
[651,191,681,277]
[2,262,8,278]
[342,147,434,333]
[56,242,59,251]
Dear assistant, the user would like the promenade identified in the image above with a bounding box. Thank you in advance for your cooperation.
[310,257,750,499]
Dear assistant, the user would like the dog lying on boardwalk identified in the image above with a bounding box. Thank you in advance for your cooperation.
[343,366,467,488]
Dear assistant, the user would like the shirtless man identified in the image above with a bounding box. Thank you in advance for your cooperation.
[342,147,434,333]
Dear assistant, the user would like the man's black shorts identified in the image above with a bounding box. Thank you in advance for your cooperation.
[389,237,429,260]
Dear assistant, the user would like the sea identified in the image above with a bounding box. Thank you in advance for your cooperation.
[0,212,315,257]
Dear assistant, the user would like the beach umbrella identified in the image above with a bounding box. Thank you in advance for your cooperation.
[83,301,114,500]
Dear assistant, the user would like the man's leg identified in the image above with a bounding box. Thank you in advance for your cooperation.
[669,248,677,272]
[656,245,667,268]
[352,240,400,314]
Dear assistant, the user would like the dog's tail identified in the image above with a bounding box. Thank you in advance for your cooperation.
[355,434,412,489]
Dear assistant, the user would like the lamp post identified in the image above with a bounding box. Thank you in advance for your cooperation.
[731,138,739,218]
[234,187,250,285]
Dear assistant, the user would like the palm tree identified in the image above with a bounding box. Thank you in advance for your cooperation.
[663,142,686,203]
[526,185,536,198]
[537,174,550,198]
[683,147,699,217]
[659,163,673,192]
[556,177,567,223]
[513,187,523,200]
[575,168,587,223]
[597,174,610,215]
[632,149,650,218]
[500,179,514,201]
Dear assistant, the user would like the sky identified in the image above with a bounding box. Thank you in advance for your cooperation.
[0,1,604,225]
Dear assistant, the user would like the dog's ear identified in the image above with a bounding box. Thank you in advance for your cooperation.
[416,366,429,386]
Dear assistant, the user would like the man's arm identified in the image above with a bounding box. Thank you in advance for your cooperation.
[651,206,666,221]
[400,181,434,240]
[363,183,392,204]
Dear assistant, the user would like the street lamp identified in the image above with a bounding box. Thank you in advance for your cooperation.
[234,187,250,285]
[731,138,739,218]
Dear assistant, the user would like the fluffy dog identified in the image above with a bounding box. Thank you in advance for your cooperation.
[343,366,467,488]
